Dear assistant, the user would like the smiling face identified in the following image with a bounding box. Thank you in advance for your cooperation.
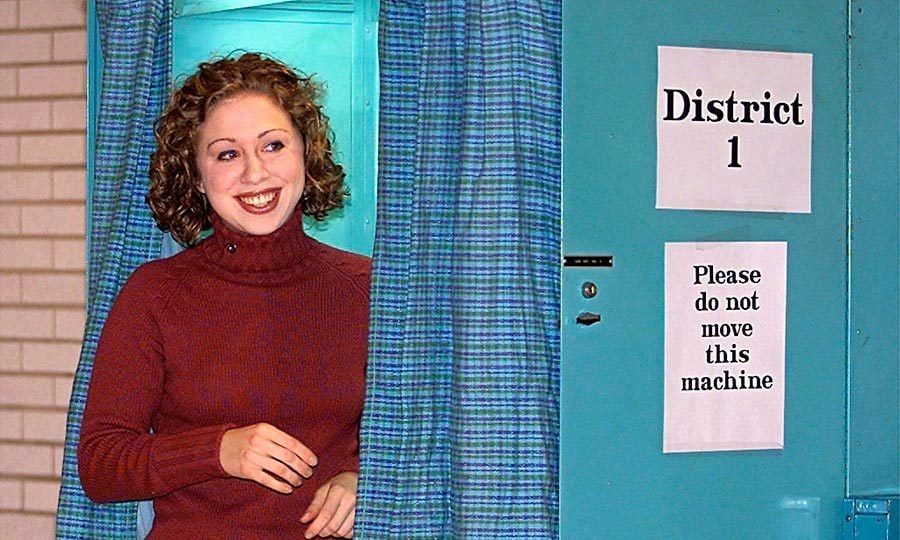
[195,92,306,236]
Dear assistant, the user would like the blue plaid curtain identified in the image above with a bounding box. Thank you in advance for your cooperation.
[56,1,170,537]
[358,1,561,538]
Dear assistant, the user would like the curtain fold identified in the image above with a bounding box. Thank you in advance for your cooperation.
[56,1,170,537]
[358,1,561,537]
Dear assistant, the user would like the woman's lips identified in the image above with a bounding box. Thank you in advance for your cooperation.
[235,188,281,214]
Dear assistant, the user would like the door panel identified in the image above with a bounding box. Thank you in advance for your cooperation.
[847,0,900,497]
[561,3,847,538]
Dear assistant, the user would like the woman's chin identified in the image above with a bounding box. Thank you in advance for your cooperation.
[221,211,290,236]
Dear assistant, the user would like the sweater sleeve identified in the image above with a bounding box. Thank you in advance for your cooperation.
[78,264,234,503]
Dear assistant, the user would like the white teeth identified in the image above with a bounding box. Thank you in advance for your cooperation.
[238,191,277,207]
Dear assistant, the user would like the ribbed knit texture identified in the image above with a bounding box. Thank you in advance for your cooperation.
[78,209,370,538]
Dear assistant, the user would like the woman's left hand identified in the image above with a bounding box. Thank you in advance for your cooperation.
[300,471,358,538]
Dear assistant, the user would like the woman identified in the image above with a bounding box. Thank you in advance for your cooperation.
[78,53,369,539]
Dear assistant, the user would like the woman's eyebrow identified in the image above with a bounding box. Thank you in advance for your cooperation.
[206,137,235,149]
[205,129,288,149]
[258,128,289,138]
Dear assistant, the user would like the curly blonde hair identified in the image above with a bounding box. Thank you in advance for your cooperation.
[148,52,346,246]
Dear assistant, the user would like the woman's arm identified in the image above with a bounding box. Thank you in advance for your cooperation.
[77,266,233,502]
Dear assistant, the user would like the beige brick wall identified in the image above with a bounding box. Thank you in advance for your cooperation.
[0,1,87,537]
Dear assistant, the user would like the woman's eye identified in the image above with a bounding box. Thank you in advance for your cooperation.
[264,140,285,152]
[216,149,238,161]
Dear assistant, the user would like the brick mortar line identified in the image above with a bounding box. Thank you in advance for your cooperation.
[0,97,86,104]
[0,501,61,508]
[0,439,67,446]
[0,184,87,190]
[0,303,86,309]
[0,508,60,517]
[0,369,74,374]
[4,398,71,404]
[0,129,88,137]
[0,269,86,275]
[0,200,86,207]
[0,165,86,170]
[0,372,80,376]
[0,304,83,310]
[0,404,71,412]
[0,95,88,103]
[0,235,87,241]
[13,24,87,33]
[0,337,81,344]
[0,27,85,36]
[0,238,86,245]
[1,163,85,169]
[0,60,86,69]
[0,199,87,204]
[0,164,86,171]
[0,170,86,176]
[0,370,78,376]
[0,445,66,453]
[0,439,62,447]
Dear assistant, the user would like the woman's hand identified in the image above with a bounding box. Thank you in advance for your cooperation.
[300,471,358,538]
[219,423,317,494]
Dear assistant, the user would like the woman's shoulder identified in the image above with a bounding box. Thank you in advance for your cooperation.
[307,240,372,296]
[116,248,201,306]
[126,246,198,282]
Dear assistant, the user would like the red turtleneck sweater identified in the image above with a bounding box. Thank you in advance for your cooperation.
[78,210,370,538]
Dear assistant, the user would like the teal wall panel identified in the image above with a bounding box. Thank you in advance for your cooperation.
[174,0,297,17]
[847,0,900,498]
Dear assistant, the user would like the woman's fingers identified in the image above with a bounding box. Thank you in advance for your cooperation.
[335,507,356,537]
[258,423,318,467]
[219,423,318,492]
[303,483,340,537]
[300,484,328,523]
[244,446,302,487]
[318,491,355,537]
[304,488,343,538]
[258,439,314,480]
[303,472,357,538]
[247,461,294,494]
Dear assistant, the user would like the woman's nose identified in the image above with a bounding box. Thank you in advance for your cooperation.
[241,153,268,185]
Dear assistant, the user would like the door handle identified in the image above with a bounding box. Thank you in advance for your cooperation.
[576,312,601,326]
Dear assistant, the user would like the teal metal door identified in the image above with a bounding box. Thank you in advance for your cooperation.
[561,2,848,538]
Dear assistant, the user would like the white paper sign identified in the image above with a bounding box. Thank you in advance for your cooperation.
[657,46,812,213]
[664,242,786,453]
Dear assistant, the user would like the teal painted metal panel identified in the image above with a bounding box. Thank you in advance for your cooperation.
[561,2,848,538]
[174,0,312,18]
[174,0,356,18]
[172,0,377,255]
[847,0,900,499]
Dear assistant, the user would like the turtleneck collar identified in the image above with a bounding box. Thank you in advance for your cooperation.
[198,207,313,283]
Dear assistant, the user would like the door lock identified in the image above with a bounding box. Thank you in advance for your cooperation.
[576,312,601,326]
[581,281,597,298]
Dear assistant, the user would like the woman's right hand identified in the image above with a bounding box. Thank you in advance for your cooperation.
[219,423,318,493]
